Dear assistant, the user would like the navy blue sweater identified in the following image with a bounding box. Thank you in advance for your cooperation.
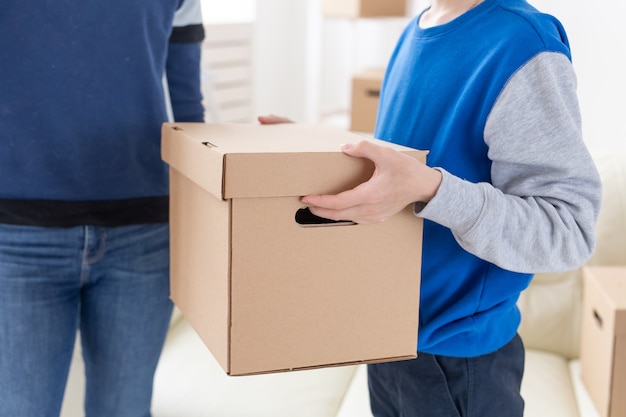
[0,0,205,226]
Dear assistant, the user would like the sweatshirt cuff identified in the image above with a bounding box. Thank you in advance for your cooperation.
[413,168,486,234]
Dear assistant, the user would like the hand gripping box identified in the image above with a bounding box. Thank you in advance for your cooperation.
[322,0,407,18]
[580,266,626,417]
[161,122,425,376]
[350,68,385,134]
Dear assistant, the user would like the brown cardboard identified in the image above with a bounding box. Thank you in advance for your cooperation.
[162,122,426,376]
[350,68,385,134]
[580,266,626,417]
[322,0,407,18]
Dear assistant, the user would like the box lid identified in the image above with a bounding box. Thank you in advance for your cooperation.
[584,266,626,335]
[162,122,426,199]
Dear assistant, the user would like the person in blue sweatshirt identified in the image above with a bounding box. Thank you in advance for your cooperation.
[294,0,602,415]
[0,1,205,416]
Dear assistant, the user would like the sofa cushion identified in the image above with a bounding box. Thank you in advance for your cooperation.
[169,306,184,329]
[522,349,580,417]
[585,150,626,266]
[518,269,582,359]
[335,365,373,417]
[152,318,358,417]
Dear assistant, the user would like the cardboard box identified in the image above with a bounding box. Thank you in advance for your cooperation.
[161,122,425,376]
[580,266,626,417]
[350,68,385,134]
[322,0,407,18]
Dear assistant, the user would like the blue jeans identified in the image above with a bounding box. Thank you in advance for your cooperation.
[368,334,525,417]
[0,223,173,417]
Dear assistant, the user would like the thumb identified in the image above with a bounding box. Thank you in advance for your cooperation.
[341,140,384,164]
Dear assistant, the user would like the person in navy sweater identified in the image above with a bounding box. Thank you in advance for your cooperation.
[0,1,204,415]
[293,0,601,415]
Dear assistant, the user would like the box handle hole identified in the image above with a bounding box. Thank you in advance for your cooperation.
[295,207,355,227]
[593,309,603,328]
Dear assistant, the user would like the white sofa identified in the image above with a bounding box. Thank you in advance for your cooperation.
[60,148,624,417]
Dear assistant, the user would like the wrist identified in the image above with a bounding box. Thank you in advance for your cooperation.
[419,167,443,203]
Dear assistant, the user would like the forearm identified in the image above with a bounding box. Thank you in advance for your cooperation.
[166,0,205,122]
[417,168,598,273]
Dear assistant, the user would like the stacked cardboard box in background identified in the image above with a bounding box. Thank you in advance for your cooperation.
[350,68,385,134]
[322,0,407,18]
[580,266,626,417]
[161,122,426,376]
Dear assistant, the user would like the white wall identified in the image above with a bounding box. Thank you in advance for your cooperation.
[319,0,429,120]
[252,0,324,123]
[211,0,624,149]
[252,0,426,124]
[201,0,255,24]
[528,0,626,151]
[319,18,409,119]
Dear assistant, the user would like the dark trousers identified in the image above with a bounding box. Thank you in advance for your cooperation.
[368,334,525,417]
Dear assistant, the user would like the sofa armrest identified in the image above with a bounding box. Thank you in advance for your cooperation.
[569,360,602,417]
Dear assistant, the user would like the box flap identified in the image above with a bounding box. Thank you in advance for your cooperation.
[162,122,427,199]
[162,123,226,200]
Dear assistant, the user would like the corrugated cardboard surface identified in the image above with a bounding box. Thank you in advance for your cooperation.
[580,266,626,417]
[168,169,232,369]
[228,197,420,374]
[162,122,426,375]
[162,122,421,199]
[350,69,385,134]
[322,0,406,18]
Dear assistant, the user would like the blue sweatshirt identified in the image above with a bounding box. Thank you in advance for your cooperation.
[0,0,205,226]
[376,0,601,356]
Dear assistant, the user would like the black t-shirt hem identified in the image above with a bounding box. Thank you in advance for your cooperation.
[0,197,169,228]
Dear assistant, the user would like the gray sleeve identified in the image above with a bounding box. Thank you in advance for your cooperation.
[416,52,602,274]
[174,0,203,27]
